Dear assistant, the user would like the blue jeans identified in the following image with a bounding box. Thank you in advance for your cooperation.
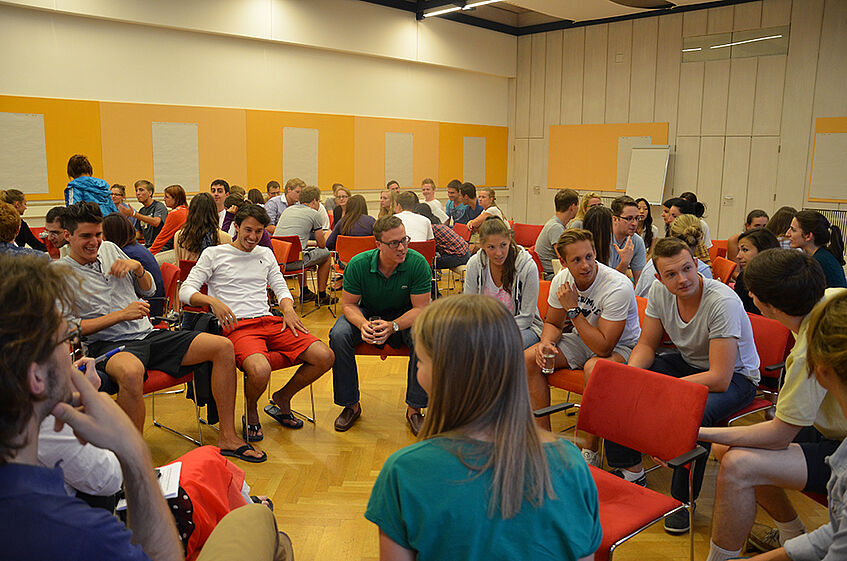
[328,307,428,409]
[521,328,540,350]
[604,351,757,502]
[435,252,470,269]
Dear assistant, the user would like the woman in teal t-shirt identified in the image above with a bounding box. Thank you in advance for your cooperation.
[787,210,847,289]
[365,294,601,561]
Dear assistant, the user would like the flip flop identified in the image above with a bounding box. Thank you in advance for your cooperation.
[264,404,304,429]
[220,444,267,463]
[250,496,274,511]
[242,415,263,442]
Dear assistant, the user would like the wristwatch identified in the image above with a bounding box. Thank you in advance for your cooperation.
[392,321,400,333]
[567,307,580,319]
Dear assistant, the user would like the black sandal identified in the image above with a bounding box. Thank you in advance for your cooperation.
[242,415,264,442]
[264,404,304,429]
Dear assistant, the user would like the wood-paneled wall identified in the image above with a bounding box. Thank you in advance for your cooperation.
[510,0,847,238]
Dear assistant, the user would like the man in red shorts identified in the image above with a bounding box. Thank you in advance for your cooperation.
[180,203,333,441]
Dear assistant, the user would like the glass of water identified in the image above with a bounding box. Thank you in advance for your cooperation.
[541,350,556,375]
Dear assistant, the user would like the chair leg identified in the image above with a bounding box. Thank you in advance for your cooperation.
[291,383,316,425]
[688,466,696,561]
[150,384,203,446]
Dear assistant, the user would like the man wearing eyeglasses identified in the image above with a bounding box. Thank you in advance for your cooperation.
[43,206,71,259]
[329,215,432,435]
[609,195,647,284]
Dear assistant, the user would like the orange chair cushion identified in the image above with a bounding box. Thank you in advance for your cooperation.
[590,466,683,561]
[547,368,585,394]
[144,369,193,393]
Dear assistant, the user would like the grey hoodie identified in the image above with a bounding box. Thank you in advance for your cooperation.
[464,247,543,337]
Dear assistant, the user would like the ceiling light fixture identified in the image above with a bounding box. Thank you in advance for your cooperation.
[710,34,782,49]
[464,0,502,8]
[681,47,701,52]
[423,5,463,17]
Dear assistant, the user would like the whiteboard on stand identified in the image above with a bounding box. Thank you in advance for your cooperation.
[625,145,670,204]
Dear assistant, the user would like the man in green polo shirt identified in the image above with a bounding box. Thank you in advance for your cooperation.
[329,215,432,435]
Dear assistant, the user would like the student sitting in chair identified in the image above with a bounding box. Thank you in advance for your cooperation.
[699,249,847,561]
[181,204,333,441]
[525,228,641,468]
[59,202,264,462]
[605,237,759,534]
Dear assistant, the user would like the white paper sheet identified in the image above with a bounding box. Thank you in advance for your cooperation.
[0,112,49,194]
[462,136,486,186]
[152,122,200,193]
[283,127,319,186]
[385,132,413,188]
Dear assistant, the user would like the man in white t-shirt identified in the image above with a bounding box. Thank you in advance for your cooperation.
[181,204,333,441]
[698,249,847,561]
[525,229,641,437]
[395,192,434,242]
[420,178,449,224]
[605,236,759,535]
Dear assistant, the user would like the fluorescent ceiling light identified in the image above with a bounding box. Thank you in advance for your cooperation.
[464,0,502,8]
[423,5,463,17]
[710,34,782,49]
[682,47,701,52]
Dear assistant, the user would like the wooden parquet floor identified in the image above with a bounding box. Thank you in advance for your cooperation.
[144,282,828,561]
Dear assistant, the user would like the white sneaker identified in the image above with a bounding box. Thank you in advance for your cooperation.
[581,448,602,467]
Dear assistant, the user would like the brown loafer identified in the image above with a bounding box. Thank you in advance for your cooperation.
[406,412,424,436]
[334,405,361,432]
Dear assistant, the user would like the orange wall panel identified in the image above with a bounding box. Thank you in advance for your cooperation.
[354,117,439,191]
[438,123,508,188]
[99,102,247,194]
[548,122,669,192]
[245,110,354,190]
[0,95,102,200]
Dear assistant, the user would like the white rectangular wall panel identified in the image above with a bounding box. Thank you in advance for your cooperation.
[462,136,486,186]
[385,132,413,188]
[810,132,847,201]
[282,127,319,187]
[0,112,49,194]
[152,121,200,194]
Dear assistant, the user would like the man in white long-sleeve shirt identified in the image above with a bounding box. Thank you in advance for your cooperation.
[181,204,333,440]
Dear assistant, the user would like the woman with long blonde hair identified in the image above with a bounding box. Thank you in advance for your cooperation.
[365,295,601,561]
[568,192,602,229]
[378,189,399,219]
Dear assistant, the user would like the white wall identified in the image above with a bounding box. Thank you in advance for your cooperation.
[510,0,847,238]
[0,0,514,125]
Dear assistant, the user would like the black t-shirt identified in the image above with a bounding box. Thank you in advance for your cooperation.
[136,200,168,247]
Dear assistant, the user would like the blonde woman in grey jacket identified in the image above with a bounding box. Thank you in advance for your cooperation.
[464,217,543,348]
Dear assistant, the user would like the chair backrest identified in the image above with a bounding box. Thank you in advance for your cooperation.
[160,262,180,312]
[538,280,551,320]
[527,247,544,279]
[336,235,377,264]
[270,238,292,265]
[712,256,737,284]
[178,259,197,282]
[636,296,648,325]
[577,360,708,461]
[452,222,471,242]
[408,240,436,268]
[748,312,795,382]
[274,235,303,264]
[513,222,544,247]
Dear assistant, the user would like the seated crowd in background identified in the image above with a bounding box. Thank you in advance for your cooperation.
[4,154,847,560]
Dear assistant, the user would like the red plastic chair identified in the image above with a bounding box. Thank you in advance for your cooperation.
[719,312,794,426]
[537,280,551,320]
[513,222,543,247]
[270,238,292,271]
[274,234,317,313]
[409,239,438,298]
[177,259,208,315]
[145,369,204,446]
[336,235,377,265]
[578,360,708,561]
[452,222,471,242]
[527,246,544,280]
[712,256,738,284]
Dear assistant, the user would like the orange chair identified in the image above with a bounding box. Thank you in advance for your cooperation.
[452,222,471,242]
[270,238,292,270]
[526,247,544,280]
[335,235,377,265]
[712,256,737,284]
[145,370,204,445]
[275,234,318,314]
[540,280,586,400]
[537,280,551,320]
[513,222,544,247]
[719,312,794,426]
[577,360,708,561]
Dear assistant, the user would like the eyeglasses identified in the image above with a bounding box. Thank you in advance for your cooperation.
[59,318,82,353]
[616,215,639,223]
[380,236,411,249]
